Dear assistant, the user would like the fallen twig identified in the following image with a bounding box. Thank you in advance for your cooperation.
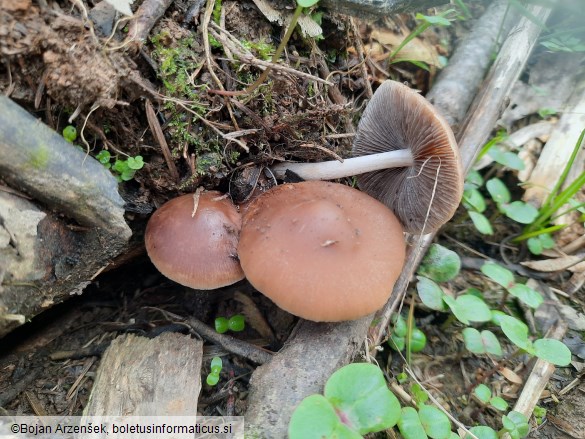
[145,99,180,182]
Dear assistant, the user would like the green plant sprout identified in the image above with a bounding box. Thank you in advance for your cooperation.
[288,363,401,438]
[95,150,144,182]
[473,384,509,412]
[206,356,223,386]
[388,8,457,69]
[214,315,245,334]
[62,125,78,143]
[388,314,427,353]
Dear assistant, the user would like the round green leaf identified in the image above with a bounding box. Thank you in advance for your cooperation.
[500,315,533,352]
[62,125,78,143]
[409,328,427,353]
[210,356,222,374]
[465,170,484,189]
[442,295,468,324]
[534,338,572,366]
[127,155,144,170]
[539,233,555,249]
[503,201,539,224]
[389,333,405,351]
[480,330,503,356]
[297,0,320,7]
[454,295,492,322]
[206,372,219,386]
[215,317,229,334]
[488,147,525,170]
[416,276,448,311]
[418,244,461,282]
[486,178,511,204]
[474,384,491,403]
[481,262,515,289]
[228,314,245,332]
[325,363,401,434]
[489,396,508,411]
[463,328,483,354]
[418,405,451,439]
[527,237,543,255]
[508,284,543,308]
[398,407,428,439]
[463,188,487,212]
[392,314,408,337]
[289,394,362,439]
[469,211,494,235]
[490,310,507,326]
[465,426,498,439]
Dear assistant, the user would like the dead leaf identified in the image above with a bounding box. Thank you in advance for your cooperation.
[104,0,134,16]
[251,0,322,38]
[500,367,523,384]
[521,254,585,272]
[370,28,440,67]
[233,291,275,341]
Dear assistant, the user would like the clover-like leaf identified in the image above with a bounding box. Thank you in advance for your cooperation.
[489,396,508,411]
[500,316,534,353]
[463,188,487,212]
[289,394,362,439]
[508,284,543,308]
[398,407,428,439]
[481,262,515,289]
[534,338,572,366]
[297,0,320,7]
[486,178,511,204]
[325,363,401,435]
[502,201,539,224]
[462,328,502,356]
[474,384,491,403]
[416,276,448,311]
[465,426,498,439]
[469,211,494,235]
[454,295,492,322]
[418,244,461,282]
[418,405,451,439]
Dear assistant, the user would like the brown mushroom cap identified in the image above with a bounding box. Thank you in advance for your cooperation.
[145,191,244,289]
[352,80,463,234]
[237,181,405,322]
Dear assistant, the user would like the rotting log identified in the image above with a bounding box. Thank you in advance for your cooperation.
[244,3,554,437]
[82,333,203,417]
[0,96,131,338]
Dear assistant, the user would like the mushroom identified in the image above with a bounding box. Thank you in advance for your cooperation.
[145,191,244,289]
[237,181,405,322]
[271,80,463,234]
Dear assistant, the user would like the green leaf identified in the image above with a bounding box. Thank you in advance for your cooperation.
[62,125,78,143]
[508,284,543,308]
[398,407,428,439]
[527,237,543,255]
[415,12,452,26]
[296,0,320,7]
[534,338,572,366]
[538,107,557,118]
[442,295,468,324]
[228,314,245,332]
[462,328,502,356]
[95,150,111,164]
[539,233,555,249]
[289,395,362,439]
[502,411,530,438]
[120,169,136,181]
[500,315,534,353]
[453,295,492,322]
[488,147,525,170]
[416,276,448,311]
[465,170,484,189]
[490,310,507,326]
[417,244,461,282]
[465,426,498,439]
[469,211,494,235]
[481,262,515,289]
[389,333,406,351]
[409,328,427,353]
[418,405,451,439]
[325,363,401,435]
[410,383,428,405]
[463,188,487,212]
[503,201,539,224]
[215,317,229,334]
[392,314,408,338]
[489,396,508,411]
[206,372,220,386]
[486,178,511,204]
[113,159,130,173]
[210,356,222,374]
[474,384,491,403]
[127,155,144,170]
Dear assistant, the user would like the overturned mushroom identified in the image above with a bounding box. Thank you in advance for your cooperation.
[271,80,463,234]
[145,191,244,289]
[237,181,405,322]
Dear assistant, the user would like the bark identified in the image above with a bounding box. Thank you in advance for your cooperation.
[321,0,450,18]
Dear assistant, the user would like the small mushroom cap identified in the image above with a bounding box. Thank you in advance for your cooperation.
[352,80,463,234]
[145,191,244,289]
[238,181,405,322]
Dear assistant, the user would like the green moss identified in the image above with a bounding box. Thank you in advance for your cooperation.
[241,39,275,61]
[28,145,49,169]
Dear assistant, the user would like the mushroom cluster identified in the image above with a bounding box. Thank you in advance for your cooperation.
[144,81,462,322]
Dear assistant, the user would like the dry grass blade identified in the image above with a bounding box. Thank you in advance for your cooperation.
[145,99,180,182]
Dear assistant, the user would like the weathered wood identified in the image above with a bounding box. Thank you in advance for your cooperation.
[321,0,450,18]
[243,3,555,437]
[0,96,131,239]
[0,192,128,338]
[83,333,203,416]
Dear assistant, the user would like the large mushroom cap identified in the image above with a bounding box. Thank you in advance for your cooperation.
[352,80,463,234]
[238,181,405,322]
[145,191,244,289]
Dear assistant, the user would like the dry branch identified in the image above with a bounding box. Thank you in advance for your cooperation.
[243,3,556,437]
